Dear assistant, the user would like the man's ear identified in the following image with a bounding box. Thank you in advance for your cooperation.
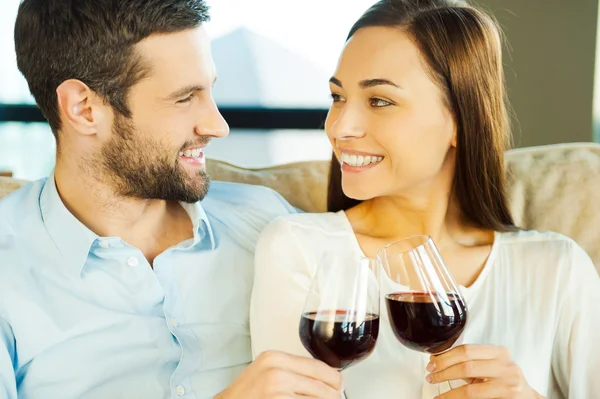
[56,79,109,137]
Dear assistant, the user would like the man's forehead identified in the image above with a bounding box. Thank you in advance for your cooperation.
[135,27,214,77]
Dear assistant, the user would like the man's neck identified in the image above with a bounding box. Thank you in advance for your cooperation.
[54,160,194,264]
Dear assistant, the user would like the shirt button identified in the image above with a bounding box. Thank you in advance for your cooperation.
[169,317,179,328]
[127,257,139,267]
[175,385,185,396]
[98,240,110,249]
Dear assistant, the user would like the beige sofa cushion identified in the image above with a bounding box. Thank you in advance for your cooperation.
[1,143,599,267]
[0,177,28,199]
[206,160,330,213]
[505,143,600,266]
[207,143,600,268]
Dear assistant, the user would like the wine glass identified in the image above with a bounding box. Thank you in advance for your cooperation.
[377,235,468,395]
[299,251,380,397]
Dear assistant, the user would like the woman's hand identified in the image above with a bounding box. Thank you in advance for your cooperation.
[425,345,545,399]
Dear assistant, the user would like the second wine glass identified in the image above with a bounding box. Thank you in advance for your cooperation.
[377,235,468,395]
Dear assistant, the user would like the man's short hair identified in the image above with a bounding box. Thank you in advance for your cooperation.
[14,0,210,139]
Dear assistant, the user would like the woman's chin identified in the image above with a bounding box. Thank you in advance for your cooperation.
[342,186,376,202]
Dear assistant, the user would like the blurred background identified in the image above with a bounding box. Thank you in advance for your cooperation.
[1,0,599,180]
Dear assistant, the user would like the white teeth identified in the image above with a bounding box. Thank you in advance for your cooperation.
[340,152,384,167]
[180,148,203,158]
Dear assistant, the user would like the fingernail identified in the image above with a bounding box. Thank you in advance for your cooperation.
[425,374,433,383]
[426,361,436,372]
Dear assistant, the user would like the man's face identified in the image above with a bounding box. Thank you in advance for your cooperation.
[91,27,229,203]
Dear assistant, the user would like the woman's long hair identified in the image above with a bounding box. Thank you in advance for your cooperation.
[327,0,517,232]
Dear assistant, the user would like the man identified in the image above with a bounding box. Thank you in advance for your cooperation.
[0,1,342,398]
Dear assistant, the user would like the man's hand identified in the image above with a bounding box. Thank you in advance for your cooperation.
[426,345,544,399]
[215,350,344,398]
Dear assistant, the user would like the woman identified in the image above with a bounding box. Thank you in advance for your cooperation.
[250,0,600,397]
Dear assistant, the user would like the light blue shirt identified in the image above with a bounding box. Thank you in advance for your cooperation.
[0,175,296,399]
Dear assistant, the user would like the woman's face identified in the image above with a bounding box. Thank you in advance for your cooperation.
[325,26,457,202]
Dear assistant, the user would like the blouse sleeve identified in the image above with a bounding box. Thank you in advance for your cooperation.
[250,217,317,359]
[551,241,600,398]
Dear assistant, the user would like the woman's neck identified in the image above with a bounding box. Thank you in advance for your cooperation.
[346,189,491,252]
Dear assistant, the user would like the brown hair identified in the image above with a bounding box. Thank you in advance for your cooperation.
[15,0,210,142]
[327,0,517,232]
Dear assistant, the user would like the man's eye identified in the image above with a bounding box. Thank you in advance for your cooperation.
[177,95,194,104]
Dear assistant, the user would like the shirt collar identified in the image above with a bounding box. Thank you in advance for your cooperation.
[40,172,99,276]
[180,200,216,250]
[40,172,216,276]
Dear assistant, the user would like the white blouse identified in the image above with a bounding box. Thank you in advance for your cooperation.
[250,211,600,399]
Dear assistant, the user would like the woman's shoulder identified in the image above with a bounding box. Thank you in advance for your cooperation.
[260,211,352,237]
[496,229,595,274]
[498,229,581,251]
[254,212,360,268]
[255,211,357,254]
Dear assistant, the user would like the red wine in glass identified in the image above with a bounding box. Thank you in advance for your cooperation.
[299,253,380,398]
[378,235,469,396]
[299,310,380,370]
[385,292,467,354]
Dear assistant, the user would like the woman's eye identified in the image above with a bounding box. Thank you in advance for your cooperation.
[370,98,392,108]
[330,93,345,103]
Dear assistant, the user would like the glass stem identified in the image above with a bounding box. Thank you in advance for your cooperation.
[437,380,453,396]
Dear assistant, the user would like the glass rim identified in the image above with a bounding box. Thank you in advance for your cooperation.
[376,234,434,259]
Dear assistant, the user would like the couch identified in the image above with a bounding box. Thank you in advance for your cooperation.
[1,142,599,269]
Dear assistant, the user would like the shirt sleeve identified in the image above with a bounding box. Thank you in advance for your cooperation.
[269,188,301,215]
[551,241,600,398]
[250,217,315,359]
[0,313,17,399]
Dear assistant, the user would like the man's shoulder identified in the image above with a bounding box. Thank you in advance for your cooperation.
[200,181,298,252]
[0,179,47,290]
[203,181,297,216]
[0,179,46,234]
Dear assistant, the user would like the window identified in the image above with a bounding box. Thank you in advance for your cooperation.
[0,0,376,179]
[0,0,32,104]
[205,0,374,108]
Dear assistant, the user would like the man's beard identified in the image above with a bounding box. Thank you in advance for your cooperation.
[87,114,210,203]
